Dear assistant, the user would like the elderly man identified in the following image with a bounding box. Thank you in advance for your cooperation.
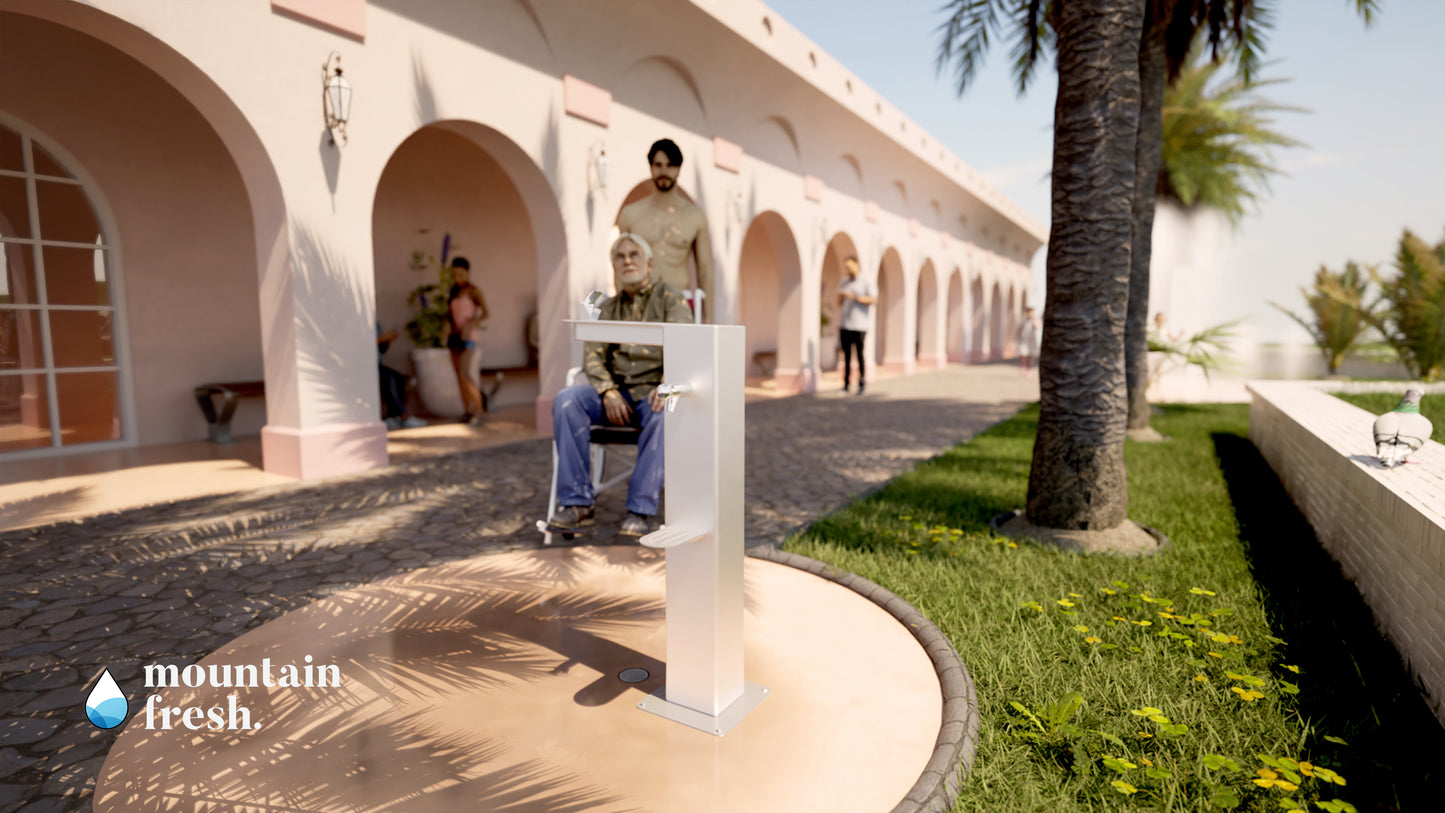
[548,233,692,537]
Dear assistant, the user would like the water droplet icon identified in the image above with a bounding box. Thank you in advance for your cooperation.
[85,668,128,729]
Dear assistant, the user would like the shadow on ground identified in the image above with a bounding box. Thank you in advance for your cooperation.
[1213,432,1445,811]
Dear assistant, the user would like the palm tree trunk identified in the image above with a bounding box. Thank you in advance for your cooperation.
[1026,0,1145,530]
[1126,13,1169,432]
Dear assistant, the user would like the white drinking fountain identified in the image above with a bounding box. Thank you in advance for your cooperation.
[564,300,767,736]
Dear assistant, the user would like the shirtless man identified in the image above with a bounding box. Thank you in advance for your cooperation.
[617,138,716,323]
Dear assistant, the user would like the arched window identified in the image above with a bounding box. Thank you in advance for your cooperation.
[0,120,122,454]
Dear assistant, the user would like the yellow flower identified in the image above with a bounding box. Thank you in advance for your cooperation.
[1139,757,1153,766]
[1207,651,1224,659]
[1284,664,1301,674]
[1074,625,1089,633]
[1056,599,1076,607]
[1299,762,1314,776]
[1231,686,1264,701]
[1006,541,1018,548]
[1133,620,1153,626]
[1101,587,1117,595]
[1085,636,1102,644]
[1113,616,1128,622]
[1194,674,1209,683]
[1137,731,1153,739]
[1068,592,1082,598]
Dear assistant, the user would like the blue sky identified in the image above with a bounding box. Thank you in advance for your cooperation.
[764,0,1445,344]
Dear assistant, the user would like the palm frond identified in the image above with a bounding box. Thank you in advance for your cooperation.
[1157,49,1305,223]
[935,0,1018,97]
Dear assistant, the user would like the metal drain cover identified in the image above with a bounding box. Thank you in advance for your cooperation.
[617,668,650,684]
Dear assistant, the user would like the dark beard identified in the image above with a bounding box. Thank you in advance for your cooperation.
[652,177,674,192]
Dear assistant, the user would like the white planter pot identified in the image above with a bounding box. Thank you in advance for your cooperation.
[411,347,465,418]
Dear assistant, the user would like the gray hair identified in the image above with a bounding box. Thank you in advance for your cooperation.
[611,232,653,263]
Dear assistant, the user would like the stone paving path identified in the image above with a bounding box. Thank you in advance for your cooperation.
[0,364,1034,812]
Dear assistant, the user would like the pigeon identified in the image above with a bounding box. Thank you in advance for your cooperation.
[1373,386,1433,468]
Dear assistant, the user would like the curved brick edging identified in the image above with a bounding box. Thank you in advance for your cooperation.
[746,547,980,813]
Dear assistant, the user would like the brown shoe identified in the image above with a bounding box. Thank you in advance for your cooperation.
[548,505,595,529]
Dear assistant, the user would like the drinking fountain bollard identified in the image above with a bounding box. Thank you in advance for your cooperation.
[566,310,767,736]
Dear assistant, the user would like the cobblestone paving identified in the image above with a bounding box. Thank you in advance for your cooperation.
[0,365,1033,812]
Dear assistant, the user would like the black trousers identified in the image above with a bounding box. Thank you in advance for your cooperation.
[840,329,867,386]
[379,364,408,418]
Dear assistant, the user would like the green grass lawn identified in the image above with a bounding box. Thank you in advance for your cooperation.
[1333,391,1445,444]
[785,404,1443,812]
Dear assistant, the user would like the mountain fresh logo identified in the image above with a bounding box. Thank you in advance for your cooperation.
[85,668,128,729]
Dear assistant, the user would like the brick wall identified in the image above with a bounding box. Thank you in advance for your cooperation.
[1248,381,1445,726]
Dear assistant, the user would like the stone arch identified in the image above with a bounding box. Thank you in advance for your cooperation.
[372,121,566,422]
[737,211,803,390]
[747,115,801,172]
[915,260,941,368]
[0,3,287,458]
[990,282,1004,361]
[875,247,907,371]
[945,268,965,363]
[969,276,987,362]
[818,232,859,374]
[1005,286,1018,357]
[614,55,707,134]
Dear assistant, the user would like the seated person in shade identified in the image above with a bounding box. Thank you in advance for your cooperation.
[377,324,425,429]
[547,233,692,537]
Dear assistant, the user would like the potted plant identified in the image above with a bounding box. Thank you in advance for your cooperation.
[405,241,466,418]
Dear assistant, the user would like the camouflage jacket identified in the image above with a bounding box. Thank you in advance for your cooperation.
[583,280,693,401]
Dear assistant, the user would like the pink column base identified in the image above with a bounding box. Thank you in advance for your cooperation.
[917,354,948,370]
[535,394,557,436]
[947,352,966,363]
[772,368,818,395]
[261,421,389,480]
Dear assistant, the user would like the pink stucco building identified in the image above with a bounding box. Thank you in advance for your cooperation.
[0,0,1044,480]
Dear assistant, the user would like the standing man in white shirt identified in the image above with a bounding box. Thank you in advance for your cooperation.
[837,256,877,395]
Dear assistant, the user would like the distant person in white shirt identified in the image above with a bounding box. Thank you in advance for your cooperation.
[837,256,877,395]
[1017,306,1040,375]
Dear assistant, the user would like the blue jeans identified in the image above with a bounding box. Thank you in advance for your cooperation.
[551,385,665,516]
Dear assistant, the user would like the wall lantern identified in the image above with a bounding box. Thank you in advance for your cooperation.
[322,52,352,147]
[729,190,746,225]
[589,141,609,195]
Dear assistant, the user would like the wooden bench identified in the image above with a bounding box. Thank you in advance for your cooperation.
[194,381,264,443]
[477,365,537,412]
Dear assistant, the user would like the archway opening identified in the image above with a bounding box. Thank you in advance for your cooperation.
[737,211,802,392]
[945,269,965,363]
[372,123,544,419]
[990,283,1004,361]
[818,232,859,375]
[915,260,940,368]
[875,248,906,371]
[970,277,986,362]
[0,8,268,459]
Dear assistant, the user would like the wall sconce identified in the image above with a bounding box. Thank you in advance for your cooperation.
[729,190,746,225]
[322,52,352,147]
[588,141,609,195]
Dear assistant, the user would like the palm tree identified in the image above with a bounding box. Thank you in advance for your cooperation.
[1156,54,1303,223]
[935,0,1376,529]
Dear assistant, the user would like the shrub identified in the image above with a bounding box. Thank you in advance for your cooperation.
[1270,263,1372,375]
[1365,229,1445,381]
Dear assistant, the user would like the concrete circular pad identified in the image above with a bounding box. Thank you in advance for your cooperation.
[95,547,951,812]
